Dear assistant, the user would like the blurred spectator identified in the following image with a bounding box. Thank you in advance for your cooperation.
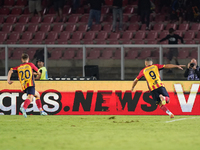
[112,0,123,32]
[185,1,194,22]
[29,0,42,17]
[138,0,152,30]
[192,0,200,22]
[184,58,200,80]
[86,0,105,32]
[35,58,49,80]
[72,0,81,13]
[158,0,171,13]
[159,28,184,73]
[160,0,171,7]
[54,0,65,21]
[170,0,184,24]
[34,48,51,62]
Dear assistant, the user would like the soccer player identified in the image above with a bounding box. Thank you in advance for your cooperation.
[131,57,185,118]
[7,53,47,118]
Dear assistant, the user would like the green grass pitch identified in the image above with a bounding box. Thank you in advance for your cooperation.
[0,115,200,150]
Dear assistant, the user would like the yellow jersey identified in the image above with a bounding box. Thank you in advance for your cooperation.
[136,64,165,91]
[11,62,39,90]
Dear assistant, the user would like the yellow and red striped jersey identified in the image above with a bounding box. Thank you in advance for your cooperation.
[11,62,39,90]
[136,64,165,91]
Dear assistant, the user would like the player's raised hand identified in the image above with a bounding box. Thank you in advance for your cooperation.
[7,81,13,85]
[177,65,186,70]
[179,65,186,67]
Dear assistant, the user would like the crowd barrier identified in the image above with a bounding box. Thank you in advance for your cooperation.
[1,44,200,80]
[0,81,199,115]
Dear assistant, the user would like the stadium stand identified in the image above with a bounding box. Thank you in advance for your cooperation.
[153,24,164,31]
[52,23,64,32]
[49,49,63,60]
[99,49,113,59]
[0,0,199,80]
[0,32,7,43]
[11,7,22,15]
[6,16,17,24]
[30,16,41,23]
[4,0,15,7]
[102,24,112,32]
[6,32,20,43]
[0,0,198,46]
[10,48,25,59]
[2,24,13,32]
[177,49,189,59]
[87,49,101,59]
[127,23,139,31]
[62,49,75,59]
[0,7,10,15]
[74,49,83,59]
[39,23,51,32]
[13,23,25,32]
[77,24,87,32]
[27,24,38,32]
[19,32,33,42]
[65,24,76,32]
[125,49,138,59]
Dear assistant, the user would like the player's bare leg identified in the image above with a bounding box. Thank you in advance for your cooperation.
[20,94,34,118]
[159,100,174,119]
[35,90,47,116]
[159,94,170,104]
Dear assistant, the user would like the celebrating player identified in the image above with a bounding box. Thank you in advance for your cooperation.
[7,53,47,118]
[131,57,185,118]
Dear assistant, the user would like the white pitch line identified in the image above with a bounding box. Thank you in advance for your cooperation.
[166,117,200,123]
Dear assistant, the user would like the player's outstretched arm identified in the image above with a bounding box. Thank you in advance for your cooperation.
[7,69,13,85]
[131,78,138,91]
[165,64,186,70]
[35,71,41,80]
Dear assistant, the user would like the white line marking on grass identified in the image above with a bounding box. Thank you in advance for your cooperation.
[166,117,200,123]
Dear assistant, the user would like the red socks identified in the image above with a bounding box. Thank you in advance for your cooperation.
[36,99,43,111]
[160,105,172,115]
[23,99,31,109]
[23,98,43,111]
[160,105,168,112]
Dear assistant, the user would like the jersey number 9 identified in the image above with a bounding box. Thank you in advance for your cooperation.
[149,71,156,79]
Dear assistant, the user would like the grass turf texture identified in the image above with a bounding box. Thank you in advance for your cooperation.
[0,115,200,150]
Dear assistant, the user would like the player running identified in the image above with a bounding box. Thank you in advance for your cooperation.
[131,57,185,118]
[7,53,47,118]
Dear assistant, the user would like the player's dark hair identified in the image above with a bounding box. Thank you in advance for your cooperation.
[169,28,175,34]
[145,57,152,62]
[21,53,29,60]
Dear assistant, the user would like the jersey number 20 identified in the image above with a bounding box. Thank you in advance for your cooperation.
[19,70,31,81]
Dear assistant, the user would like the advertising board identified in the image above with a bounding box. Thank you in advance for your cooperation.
[0,81,199,115]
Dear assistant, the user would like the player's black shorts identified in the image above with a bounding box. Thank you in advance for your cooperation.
[151,86,169,105]
[24,86,35,96]
[167,48,178,61]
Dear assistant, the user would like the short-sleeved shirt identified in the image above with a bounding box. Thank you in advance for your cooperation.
[136,64,165,91]
[38,67,48,80]
[159,34,184,44]
[11,62,39,91]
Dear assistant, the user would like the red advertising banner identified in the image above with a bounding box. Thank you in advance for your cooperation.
[0,81,199,115]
